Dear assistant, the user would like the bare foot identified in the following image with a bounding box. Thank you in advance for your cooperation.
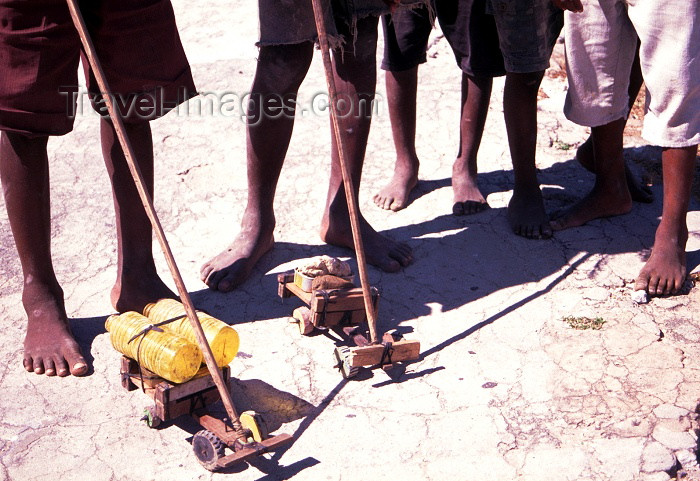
[452,161,489,216]
[111,264,177,314]
[320,212,413,272]
[200,218,275,292]
[372,162,418,212]
[507,187,552,239]
[22,282,88,377]
[634,226,688,296]
[550,180,632,231]
[576,138,653,203]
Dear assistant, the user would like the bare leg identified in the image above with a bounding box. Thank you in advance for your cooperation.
[550,118,632,230]
[373,66,420,212]
[576,46,652,203]
[0,132,87,377]
[504,71,552,239]
[452,73,492,216]
[201,43,314,291]
[635,145,697,296]
[320,16,413,271]
[100,119,175,312]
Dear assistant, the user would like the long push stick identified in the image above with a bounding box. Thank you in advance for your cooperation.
[309,0,380,344]
[65,0,246,439]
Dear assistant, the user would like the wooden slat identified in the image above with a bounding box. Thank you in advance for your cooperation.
[310,287,379,313]
[283,282,314,304]
[216,434,294,468]
[348,340,421,367]
[277,272,295,298]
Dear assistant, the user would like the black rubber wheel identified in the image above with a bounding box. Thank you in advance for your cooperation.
[192,429,225,471]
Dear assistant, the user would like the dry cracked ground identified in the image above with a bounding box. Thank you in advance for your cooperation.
[1,1,699,480]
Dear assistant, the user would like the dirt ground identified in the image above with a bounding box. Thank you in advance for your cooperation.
[1,2,699,480]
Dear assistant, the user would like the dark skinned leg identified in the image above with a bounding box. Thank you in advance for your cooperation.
[576,45,653,203]
[320,16,413,272]
[452,73,492,216]
[201,43,314,291]
[504,70,552,239]
[100,118,175,312]
[550,117,632,230]
[0,132,87,377]
[373,66,420,212]
[635,145,697,296]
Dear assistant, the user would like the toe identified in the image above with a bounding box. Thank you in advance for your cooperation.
[379,258,401,273]
[55,358,70,377]
[634,275,650,293]
[23,356,34,373]
[452,202,465,216]
[390,200,404,212]
[44,359,56,377]
[200,264,213,282]
[33,357,45,375]
[64,350,88,377]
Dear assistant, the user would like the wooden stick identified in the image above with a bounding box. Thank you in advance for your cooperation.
[65,0,245,438]
[309,0,380,344]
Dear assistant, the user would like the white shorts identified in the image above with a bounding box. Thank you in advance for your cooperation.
[563,0,700,148]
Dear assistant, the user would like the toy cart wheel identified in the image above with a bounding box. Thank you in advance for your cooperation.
[192,429,225,471]
[140,406,161,429]
[333,346,359,379]
[292,307,314,336]
[240,410,269,442]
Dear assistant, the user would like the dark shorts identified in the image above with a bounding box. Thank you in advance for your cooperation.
[486,0,563,73]
[258,0,426,50]
[0,0,196,137]
[381,0,505,77]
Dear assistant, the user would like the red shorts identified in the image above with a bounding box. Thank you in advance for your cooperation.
[0,0,196,136]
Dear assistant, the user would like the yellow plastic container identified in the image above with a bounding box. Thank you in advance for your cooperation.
[143,299,239,367]
[105,311,202,384]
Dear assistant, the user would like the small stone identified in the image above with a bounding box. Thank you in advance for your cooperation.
[675,449,699,469]
[652,426,698,451]
[653,404,690,419]
[632,289,649,304]
[642,441,677,473]
[640,473,671,481]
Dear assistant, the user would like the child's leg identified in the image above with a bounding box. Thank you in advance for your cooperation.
[452,73,492,215]
[373,66,421,211]
[99,118,176,311]
[635,145,697,295]
[550,117,633,230]
[320,15,413,272]
[576,45,653,203]
[0,132,87,377]
[201,42,314,291]
[373,7,432,212]
[503,70,552,239]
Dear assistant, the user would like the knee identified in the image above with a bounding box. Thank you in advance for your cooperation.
[508,71,545,90]
[1,131,49,154]
[257,43,314,91]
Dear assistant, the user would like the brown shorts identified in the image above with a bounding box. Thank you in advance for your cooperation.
[0,0,196,137]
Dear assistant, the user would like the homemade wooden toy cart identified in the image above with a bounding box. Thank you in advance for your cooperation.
[277,272,421,379]
[121,357,292,471]
[66,0,294,473]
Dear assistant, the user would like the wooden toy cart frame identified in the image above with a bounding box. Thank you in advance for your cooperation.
[121,357,292,471]
[277,272,421,379]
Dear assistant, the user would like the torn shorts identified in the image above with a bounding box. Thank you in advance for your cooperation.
[564,0,700,148]
[258,0,425,49]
